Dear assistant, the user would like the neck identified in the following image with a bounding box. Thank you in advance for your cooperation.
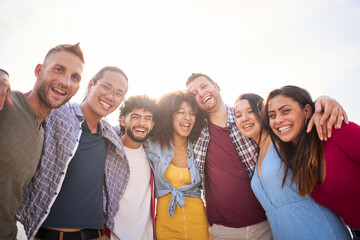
[171,134,188,149]
[258,130,270,149]
[80,102,102,134]
[207,101,227,127]
[24,90,53,127]
[121,135,142,149]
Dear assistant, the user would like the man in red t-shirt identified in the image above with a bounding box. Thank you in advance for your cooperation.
[186,73,348,240]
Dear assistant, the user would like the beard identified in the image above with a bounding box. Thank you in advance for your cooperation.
[37,79,71,109]
[126,127,150,143]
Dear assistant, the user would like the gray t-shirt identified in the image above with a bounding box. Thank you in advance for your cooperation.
[0,91,44,240]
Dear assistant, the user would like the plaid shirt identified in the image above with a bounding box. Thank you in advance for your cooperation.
[17,102,130,239]
[193,105,257,179]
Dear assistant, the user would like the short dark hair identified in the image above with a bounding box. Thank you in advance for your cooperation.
[0,69,9,77]
[118,95,157,133]
[186,73,215,87]
[152,90,206,148]
[44,43,85,63]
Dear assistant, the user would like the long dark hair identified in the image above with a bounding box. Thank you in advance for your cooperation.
[263,85,323,196]
[152,90,206,148]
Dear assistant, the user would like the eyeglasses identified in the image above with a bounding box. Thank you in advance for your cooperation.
[96,81,125,100]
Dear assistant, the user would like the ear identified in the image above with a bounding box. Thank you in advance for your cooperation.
[119,115,126,128]
[34,64,43,79]
[214,83,221,92]
[88,80,95,92]
[303,104,312,119]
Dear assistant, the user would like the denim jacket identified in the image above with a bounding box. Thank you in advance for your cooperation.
[145,139,202,217]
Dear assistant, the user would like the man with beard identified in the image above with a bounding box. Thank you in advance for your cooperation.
[110,95,157,240]
[0,44,84,240]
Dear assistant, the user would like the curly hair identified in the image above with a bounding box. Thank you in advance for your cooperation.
[118,95,157,133]
[152,90,206,148]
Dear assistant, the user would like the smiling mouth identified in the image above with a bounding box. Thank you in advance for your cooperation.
[202,96,211,104]
[134,127,146,133]
[180,123,191,129]
[99,100,111,109]
[52,87,66,96]
[243,123,255,130]
[278,125,292,132]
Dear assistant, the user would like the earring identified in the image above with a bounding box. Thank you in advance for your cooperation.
[305,117,308,126]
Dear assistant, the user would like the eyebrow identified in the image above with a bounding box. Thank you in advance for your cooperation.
[130,113,153,118]
[53,64,65,69]
[269,104,291,112]
[102,81,125,93]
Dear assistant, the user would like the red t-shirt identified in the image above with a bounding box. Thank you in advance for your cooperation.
[204,121,266,228]
[312,122,360,229]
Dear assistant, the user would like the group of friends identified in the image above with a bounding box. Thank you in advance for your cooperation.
[0,43,359,240]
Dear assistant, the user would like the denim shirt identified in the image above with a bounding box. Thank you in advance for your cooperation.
[145,139,202,217]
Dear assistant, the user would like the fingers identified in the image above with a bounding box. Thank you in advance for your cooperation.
[308,113,325,141]
[320,120,328,141]
[325,107,340,138]
[319,102,332,126]
[314,98,323,114]
[340,108,349,125]
[307,115,315,133]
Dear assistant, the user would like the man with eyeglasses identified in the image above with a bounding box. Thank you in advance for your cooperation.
[17,66,130,240]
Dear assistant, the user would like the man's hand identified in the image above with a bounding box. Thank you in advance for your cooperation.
[0,72,13,110]
[307,96,348,140]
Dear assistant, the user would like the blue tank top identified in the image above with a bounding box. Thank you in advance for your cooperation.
[251,143,351,239]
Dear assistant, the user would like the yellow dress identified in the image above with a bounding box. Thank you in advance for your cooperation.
[156,164,210,240]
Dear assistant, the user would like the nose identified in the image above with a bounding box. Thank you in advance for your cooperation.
[138,117,147,125]
[198,88,206,97]
[184,112,191,120]
[241,113,249,122]
[104,91,116,101]
[60,74,71,87]
[275,114,284,124]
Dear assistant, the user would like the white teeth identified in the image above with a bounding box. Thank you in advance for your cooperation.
[244,124,254,129]
[99,100,110,108]
[278,125,292,132]
[134,128,146,132]
[53,87,65,95]
[180,124,191,129]
[203,96,210,103]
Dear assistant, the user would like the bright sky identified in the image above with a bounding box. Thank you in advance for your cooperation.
[1,0,359,126]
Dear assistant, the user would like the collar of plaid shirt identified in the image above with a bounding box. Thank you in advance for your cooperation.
[192,104,258,179]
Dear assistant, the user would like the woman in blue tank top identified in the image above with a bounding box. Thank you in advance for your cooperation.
[233,93,350,240]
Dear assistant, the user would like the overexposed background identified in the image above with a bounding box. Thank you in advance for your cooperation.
[1,1,359,238]
[1,0,359,126]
